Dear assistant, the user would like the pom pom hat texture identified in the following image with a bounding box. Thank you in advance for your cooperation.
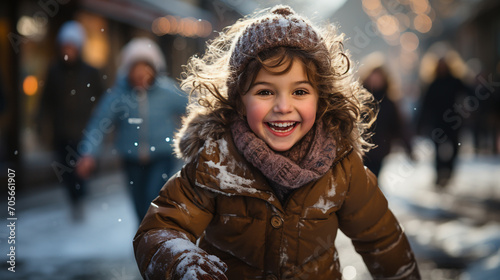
[227,5,328,99]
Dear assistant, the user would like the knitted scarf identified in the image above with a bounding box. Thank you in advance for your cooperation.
[230,118,336,202]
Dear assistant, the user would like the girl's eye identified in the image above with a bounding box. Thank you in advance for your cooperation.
[293,89,309,96]
[256,90,273,96]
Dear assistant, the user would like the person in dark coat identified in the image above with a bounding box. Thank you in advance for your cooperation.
[417,58,469,188]
[363,66,413,176]
[38,21,104,220]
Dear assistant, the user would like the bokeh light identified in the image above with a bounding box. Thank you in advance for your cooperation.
[362,0,383,17]
[16,15,47,40]
[400,31,420,51]
[23,75,38,96]
[414,14,433,33]
[410,0,431,14]
[377,15,400,36]
[152,16,212,38]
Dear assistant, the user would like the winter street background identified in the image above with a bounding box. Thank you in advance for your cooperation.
[1,137,499,280]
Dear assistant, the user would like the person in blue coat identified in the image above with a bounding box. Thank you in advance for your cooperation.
[76,37,187,221]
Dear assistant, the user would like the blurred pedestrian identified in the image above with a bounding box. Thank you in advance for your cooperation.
[362,66,413,176]
[417,58,470,188]
[76,37,187,222]
[38,20,104,221]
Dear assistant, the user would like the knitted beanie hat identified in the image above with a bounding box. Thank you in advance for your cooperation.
[227,5,326,98]
[118,37,166,78]
[57,21,86,49]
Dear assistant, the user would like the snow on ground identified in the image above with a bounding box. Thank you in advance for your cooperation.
[379,138,500,280]
[0,172,142,280]
[335,138,500,280]
[1,137,499,279]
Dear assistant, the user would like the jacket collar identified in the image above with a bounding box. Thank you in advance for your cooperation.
[194,133,285,210]
[193,132,352,213]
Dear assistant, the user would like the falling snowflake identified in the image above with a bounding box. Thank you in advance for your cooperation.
[150,146,156,152]
[64,54,68,61]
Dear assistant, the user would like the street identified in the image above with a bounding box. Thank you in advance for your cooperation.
[1,138,499,280]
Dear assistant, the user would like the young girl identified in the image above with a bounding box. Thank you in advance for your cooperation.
[134,5,420,280]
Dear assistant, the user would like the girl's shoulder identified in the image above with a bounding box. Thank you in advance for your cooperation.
[331,146,355,168]
[175,112,228,162]
[329,146,370,180]
[185,132,270,197]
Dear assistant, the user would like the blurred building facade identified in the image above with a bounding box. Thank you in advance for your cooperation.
[333,0,500,150]
[0,0,242,189]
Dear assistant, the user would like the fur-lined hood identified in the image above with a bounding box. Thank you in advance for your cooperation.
[174,109,229,163]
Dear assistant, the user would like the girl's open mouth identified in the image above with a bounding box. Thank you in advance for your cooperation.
[266,121,298,134]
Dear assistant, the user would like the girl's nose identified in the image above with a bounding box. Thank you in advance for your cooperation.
[273,94,293,114]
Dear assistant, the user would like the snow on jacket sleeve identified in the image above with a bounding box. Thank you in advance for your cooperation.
[133,161,219,279]
[337,152,420,279]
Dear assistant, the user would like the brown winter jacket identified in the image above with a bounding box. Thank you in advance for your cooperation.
[133,132,420,279]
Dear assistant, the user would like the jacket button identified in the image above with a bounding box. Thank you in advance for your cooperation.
[266,274,278,280]
[270,215,283,229]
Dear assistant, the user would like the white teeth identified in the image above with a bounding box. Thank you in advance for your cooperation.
[269,122,295,128]
[268,122,296,133]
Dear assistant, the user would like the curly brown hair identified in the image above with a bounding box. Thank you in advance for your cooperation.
[175,7,376,161]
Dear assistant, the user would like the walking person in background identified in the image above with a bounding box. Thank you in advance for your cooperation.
[38,20,104,221]
[133,6,420,279]
[362,65,414,176]
[417,58,470,188]
[76,37,187,222]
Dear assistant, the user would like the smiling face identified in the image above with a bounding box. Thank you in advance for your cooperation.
[241,58,319,152]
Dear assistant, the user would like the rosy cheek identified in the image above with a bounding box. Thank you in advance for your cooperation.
[246,109,261,127]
